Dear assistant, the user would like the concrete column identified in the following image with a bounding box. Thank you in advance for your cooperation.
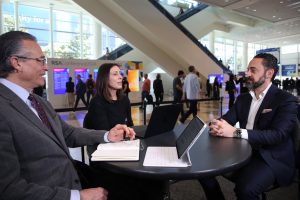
[243,42,248,72]
[93,21,102,58]
[14,1,19,30]
[80,12,83,59]
[49,4,54,57]
[233,40,237,74]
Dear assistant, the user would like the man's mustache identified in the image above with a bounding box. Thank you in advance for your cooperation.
[246,77,254,82]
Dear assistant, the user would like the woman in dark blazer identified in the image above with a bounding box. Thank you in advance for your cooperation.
[84,63,165,200]
[84,63,133,155]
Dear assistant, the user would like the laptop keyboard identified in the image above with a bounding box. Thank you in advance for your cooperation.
[143,147,188,167]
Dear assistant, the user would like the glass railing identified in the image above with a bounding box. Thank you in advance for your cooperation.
[150,0,231,73]
[98,44,133,60]
[99,0,229,74]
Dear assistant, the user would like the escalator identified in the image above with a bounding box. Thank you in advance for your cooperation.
[73,0,226,78]
[99,1,208,61]
[149,0,229,73]
[98,3,213,65]
[99,44,133,60]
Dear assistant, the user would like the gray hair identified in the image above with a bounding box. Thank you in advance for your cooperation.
[0,31,37,78]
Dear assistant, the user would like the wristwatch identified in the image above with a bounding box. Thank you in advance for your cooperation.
[233,128,242,138]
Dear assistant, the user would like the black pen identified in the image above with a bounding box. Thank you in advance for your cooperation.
[123,131,130,141]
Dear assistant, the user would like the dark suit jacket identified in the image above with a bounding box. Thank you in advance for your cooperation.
[0,83,106,200]
[223,84,298,185]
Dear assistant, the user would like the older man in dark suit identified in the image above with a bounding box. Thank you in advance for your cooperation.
[0,31,137,200]
[200,53,298,200]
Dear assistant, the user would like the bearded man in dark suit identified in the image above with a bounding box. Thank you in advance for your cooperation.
[199,53,298,200]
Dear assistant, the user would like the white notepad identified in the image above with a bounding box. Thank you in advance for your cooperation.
[91,139,140,161]
[143,147,189,167]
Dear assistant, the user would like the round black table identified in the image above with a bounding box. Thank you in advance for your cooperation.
[91,124,252,180]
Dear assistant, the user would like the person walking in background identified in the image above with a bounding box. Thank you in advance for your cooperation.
[140,73,151,109]
[296,77,300,96]
[212,76,220,99]
[173,70,185,116]
[180,65,200,123]
[173,70,184,103]
[105,47,110,60]
[153,73,164,106]
[66,77,75,108]
[73,74,88,111]
[85,74,95,105]
[122,76,130,96]
[225,74,236,109]
[237,73,249,94]
[205,79,212,98]
[273,78,281,88]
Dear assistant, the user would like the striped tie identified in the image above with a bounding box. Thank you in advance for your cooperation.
[28,94,52,130]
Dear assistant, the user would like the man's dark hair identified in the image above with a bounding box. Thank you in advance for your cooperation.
[254,53,278,81]
[96,63,123,102]
[188,65,195,72]
[0,31,37,78]
[178,70,184,76]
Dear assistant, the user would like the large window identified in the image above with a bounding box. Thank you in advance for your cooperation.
[247,43,267,64]
[199,35,209,49]
[281,44,298,54]
[53,10,80,58]
[2,2,15,32]
[214,37,225,62]
[1,2,108,59]
[18,5,50,56]
[225,39,234,68]
[101,27,125,55]
[82,15,95,59]
[236,41,243,71]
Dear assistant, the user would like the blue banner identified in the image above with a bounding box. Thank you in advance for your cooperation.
[282,64,296,76]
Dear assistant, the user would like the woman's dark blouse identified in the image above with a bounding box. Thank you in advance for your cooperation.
[84,95,133,131]
[84,95,133,155]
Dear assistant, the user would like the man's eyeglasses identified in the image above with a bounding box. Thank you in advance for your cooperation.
[13,56,47,66]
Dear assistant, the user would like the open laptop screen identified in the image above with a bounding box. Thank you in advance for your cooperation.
[176,116,207,158]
